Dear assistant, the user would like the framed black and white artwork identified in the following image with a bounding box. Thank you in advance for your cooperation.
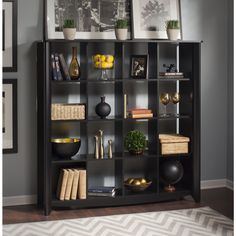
[3,79,18,154]
[131,0,181,39]
[46,0,131,39]
[3,0,17,72]
[130,55,149,79]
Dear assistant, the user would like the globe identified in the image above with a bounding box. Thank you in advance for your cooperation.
[160,160,184,192]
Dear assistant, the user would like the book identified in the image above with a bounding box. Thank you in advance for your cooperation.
[54,53,63,81]
[159,72,184,76]
[130,113,153,119]
[64,169,75,200]
[88,186,116,193]
[78,170,86,199]
[71,169,80,200]
[51,54,57,81]
[56,169,69,201]
[128,109,152,115]
[88,192,116,197]
[59,54,71,80]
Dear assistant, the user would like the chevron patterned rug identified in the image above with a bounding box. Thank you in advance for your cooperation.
[3,207,233,236]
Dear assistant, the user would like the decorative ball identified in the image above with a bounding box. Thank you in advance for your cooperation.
[160,160,184,185]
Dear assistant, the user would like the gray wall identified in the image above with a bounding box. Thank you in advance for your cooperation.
[3,0,233,197]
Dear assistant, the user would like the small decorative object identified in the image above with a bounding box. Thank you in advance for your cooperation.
[99,130,104,159]
[94,135,99,159]
[124,130,146,155]
[93,54,114,80]
[130,55,148,79]
[166,20,180,41]
[3,0,17,72]
[115,19,128,40]
[69,47,80,80]
[51,138,81,159]
[3,79,17,153]
[160,93,170,117]
[63,19,76,40]
[163,64,176,73]
[108,140,113,159]
[124,178,152,192]
[160,160,184,192]
[95,96,111,119]
[123,94,127,119]
[131,0,181,39]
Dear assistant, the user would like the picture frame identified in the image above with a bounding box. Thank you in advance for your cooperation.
[130,55,149,79]
[3,0,17,72]
[45,0,131,39]
[3,79,18,154]
[131,0,182,39]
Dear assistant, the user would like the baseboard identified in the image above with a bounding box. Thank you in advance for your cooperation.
[3,179,233,206]
[201,179,233,190]
[3,195,37,207]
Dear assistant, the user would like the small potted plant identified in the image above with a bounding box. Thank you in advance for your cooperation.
[115,19,128,40]
[124,130,146,155]
[63,19,76,40]
[166,20,180,41]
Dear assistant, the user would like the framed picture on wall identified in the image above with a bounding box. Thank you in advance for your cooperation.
[3,79,18,154]
[3,0,17,72]
[131,0,182,39]
[130,55,149,79]
[45,0,131,39]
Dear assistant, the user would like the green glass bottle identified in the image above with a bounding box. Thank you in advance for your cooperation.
[69,47,80,80]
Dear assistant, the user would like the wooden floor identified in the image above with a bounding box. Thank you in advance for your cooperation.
[3,188,233,225]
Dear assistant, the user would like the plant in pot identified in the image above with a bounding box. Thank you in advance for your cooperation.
[115,19,128,40]
[166,20,180,41]
[124,130,146,155]
[63,19,76,40]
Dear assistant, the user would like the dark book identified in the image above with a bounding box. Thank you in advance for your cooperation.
[88,192,116,197]
[51,54,57,81]
[88,186,116,193]
[159,72,184,76]
[54,53,63,81]
[59,54,71,80]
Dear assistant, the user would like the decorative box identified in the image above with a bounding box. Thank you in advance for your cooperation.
[159,134,190,155]
[51,103,85,120]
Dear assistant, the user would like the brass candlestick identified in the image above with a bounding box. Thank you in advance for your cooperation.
[94,135,99,159]
[99,130,104,159]
[108,140,113,159]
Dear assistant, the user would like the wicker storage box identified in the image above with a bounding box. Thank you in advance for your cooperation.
[51,103,85,120]
[159,134,190,155]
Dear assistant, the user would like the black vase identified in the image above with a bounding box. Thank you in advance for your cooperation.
[95,96,111,119]
[160,160,184,192]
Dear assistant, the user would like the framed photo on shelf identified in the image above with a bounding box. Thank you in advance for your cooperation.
[130,55,149,79]
[45,0,131,39]
[131,0,182,39]
[3,0,17,72]
[3,79,18,154]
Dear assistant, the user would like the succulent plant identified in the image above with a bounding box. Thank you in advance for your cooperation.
[166,20,180,29]
[115,19,128,29]
[63,19,76,28]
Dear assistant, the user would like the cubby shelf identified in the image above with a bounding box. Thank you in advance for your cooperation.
[37,40,201,215]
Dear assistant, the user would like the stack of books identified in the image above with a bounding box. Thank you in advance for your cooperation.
[128,108,153,119]
[159,72,184,78]
[88,186,116,197]
[57,169,86,201]
[51,53,71,81]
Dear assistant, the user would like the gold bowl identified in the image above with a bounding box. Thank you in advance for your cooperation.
[51,138,81,158]
[124,178,152,192]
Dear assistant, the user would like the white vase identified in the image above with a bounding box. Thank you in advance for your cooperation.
[167,29,180,41]
[63,28,76,40]
[115,28,128,40]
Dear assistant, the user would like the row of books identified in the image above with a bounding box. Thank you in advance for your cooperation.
[88,186,116,197]
[51,53,71,81]
[128,108,153,119]
[56,169,86,201]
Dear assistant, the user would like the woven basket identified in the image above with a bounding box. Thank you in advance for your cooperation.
[51,104,85,120]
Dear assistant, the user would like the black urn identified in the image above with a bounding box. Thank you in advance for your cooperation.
[95,96,111,119]
[160,160,184,192]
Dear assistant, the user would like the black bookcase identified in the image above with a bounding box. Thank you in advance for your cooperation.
[37,39,201,216]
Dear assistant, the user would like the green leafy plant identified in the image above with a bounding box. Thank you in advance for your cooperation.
[166,20,180,29]
[115,19,128,29]
[63,19,76,28]
[124,130,146,154]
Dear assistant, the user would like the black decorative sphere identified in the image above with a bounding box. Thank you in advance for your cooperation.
[95,96,111,119]
[160,160,184,185]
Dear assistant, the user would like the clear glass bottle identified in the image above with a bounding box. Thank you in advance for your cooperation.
[69,47,80,80]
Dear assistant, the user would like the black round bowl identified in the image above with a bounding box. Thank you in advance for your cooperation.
[51,138,81,158]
